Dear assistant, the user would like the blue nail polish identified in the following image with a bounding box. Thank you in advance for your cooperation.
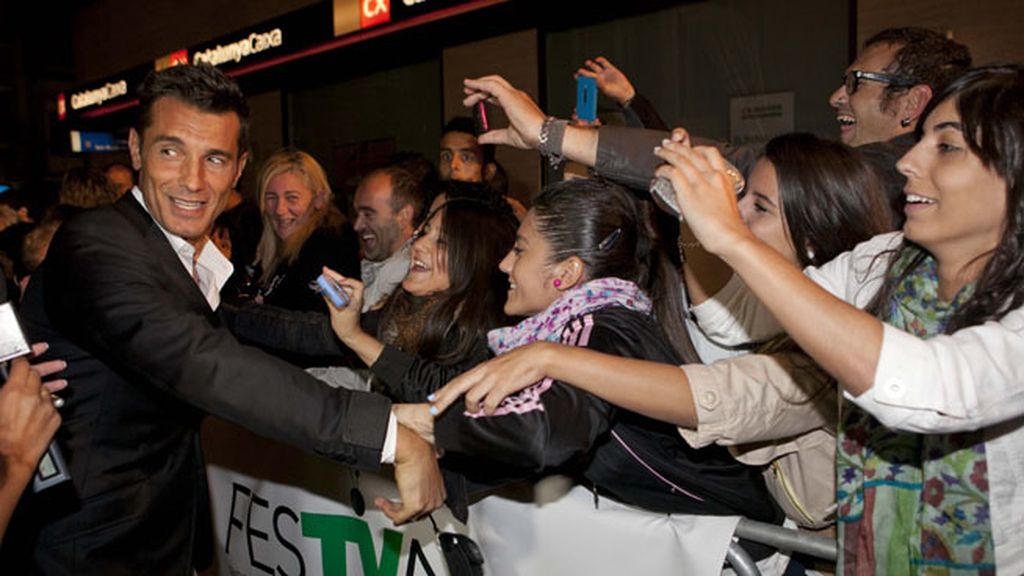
[429,405,438,416]
[427,393,436,402]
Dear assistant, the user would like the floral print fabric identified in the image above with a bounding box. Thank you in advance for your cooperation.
[836,248,994,575]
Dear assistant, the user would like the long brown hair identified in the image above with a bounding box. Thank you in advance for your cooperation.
[379,188,517,363]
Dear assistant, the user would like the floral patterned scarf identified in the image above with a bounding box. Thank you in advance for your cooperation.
[487,277,651,354]
[836,248,994,575]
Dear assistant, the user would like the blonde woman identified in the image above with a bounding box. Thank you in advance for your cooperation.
[251,148,359,311]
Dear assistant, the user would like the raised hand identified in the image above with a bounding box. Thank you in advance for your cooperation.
[653,138,753,256]
[576,56,636,105]
[463,75,546,150]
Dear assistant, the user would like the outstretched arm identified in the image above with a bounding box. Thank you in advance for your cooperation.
[430,341,697,427]
[652,140,884,397]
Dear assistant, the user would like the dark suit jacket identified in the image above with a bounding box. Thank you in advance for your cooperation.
[6,194,392,575]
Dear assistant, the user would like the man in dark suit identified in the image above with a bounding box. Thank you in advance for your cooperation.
[5,64,444,575]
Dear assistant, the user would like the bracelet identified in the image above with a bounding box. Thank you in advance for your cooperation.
[538,116,568,168]
[677,233,701,263]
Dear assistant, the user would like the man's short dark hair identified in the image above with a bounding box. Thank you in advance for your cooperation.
[375,165,426,224]
[865,27,972,104]
[442,116,495,165]
[135,64,250,153]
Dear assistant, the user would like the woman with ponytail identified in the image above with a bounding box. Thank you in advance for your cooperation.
[403,178,782,544]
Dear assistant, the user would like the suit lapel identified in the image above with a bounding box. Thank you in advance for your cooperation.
[112,195,216,315]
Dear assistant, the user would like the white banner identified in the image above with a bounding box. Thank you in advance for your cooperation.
[203,418,742,576]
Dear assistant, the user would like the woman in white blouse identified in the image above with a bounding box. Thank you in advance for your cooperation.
[650,65,1024,575]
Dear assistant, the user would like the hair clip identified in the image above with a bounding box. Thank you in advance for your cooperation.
[597,228,622,251]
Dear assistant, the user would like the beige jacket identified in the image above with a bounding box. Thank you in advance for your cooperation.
[678,351,837,528]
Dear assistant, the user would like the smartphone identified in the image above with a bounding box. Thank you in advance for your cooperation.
[313,274,350,309]
[576,76,598,122]
[472,100,491,134]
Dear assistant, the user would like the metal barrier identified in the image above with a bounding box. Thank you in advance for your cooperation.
[724,518,838,576]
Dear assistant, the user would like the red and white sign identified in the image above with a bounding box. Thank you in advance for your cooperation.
[360,0,391,28]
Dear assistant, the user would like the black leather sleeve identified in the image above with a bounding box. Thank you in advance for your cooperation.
[370,339,492,403]
[433,319,631,473]
[594,125,758,191]
[620,92,669,131]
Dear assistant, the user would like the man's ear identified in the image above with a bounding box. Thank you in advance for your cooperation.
[484,162,497,182]
[552,255,586,290]
[128,128,143,171]
[397,203,415,230]
[897,84,933,129]
[232,151,250,189]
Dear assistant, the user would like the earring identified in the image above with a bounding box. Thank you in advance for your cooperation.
[806,248,816,261]
[553,278,562,288]
[900,118,913,128]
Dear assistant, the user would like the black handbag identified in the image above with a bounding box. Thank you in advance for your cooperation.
[430,515,484,576]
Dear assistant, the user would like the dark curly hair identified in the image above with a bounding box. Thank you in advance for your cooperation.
[864,27,971,107]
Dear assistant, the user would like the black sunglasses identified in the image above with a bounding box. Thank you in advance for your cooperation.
[843,70,918,95]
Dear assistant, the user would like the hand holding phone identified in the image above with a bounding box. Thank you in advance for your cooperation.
[312,274,350,309]
[472,101,491,134]
[576,76,598,122]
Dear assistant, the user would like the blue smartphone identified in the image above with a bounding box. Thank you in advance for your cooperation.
[576,76,598,122]
[313,274,350,308]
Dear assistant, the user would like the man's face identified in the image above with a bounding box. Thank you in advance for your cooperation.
[129,97,247,249]
[439,131,484,182]
[354,172,411,261]
[828,42,906,147]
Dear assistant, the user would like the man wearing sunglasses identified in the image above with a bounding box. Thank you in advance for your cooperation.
[829,28,971,148]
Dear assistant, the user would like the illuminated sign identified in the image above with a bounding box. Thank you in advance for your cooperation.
[70,80,129,111]
[192,28,284,67]
[360,0,391,29]
[155,49,189,71]
[57,93,66,121]
[70,130,127,153]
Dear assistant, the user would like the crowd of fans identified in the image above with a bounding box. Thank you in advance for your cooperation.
[1,23,1022,576]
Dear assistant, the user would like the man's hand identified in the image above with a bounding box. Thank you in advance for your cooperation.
[379,424,445,525]
[463,75,547,150]
[393,403,434,445]
[576,57,636,105]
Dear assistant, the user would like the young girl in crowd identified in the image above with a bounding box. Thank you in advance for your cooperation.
[430,133,893,529]
[648,65,1024,574]
[405,179,783,555]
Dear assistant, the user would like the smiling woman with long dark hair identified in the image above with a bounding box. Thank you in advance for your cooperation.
[650,65,1024,575]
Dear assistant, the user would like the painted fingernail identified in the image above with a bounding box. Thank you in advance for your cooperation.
[661,138,671,146]
[427,393,436,402]
[429,405,438,416]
